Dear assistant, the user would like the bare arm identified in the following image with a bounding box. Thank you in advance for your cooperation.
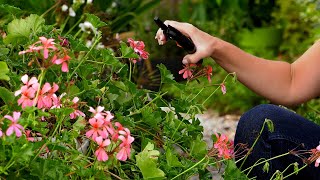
[155,21,320,106]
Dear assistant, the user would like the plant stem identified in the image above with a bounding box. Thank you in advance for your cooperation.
[171,156,207,180]
[64,15,84,36]
[68,34,102,80]
[41,1,59,18]
[283,164,308,179]
[171,108,191,141]
[201,85,220,106]
[241,152,290,173]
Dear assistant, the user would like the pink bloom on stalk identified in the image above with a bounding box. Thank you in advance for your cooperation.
[94,136,111,161]
[179,64,196,79]
[206,66,213,83]
[69,97,85,119]
[220,83,227,95]
[38,37,57,59]
[127,38,149,63]
[86,118,104,140]
[19,44,42,55]
[17,86,37,109]
[108,122,124,141]
[4,112,24,137]
[52,51,71,72]
[213,133,234,159]
[15,74,39,96]
[37,82,51,109]
[89,106,106,120]
[117,128,134,161]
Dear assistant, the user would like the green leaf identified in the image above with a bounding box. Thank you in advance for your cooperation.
[0,48,9,56]
[136,142,165,179]
[190,136,207,158]
[120,42,139,59]
[85,13,107,28]
[4,14,45,45]
[157,64,176,84]
[223,160,248,180]
[0,4,22,15]
[141,107,162,128]
[0,87,14,105]
[0,61,10,81]
[166,148,183,168]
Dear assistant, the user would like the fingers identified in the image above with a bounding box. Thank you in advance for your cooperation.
[183,53,202,65]
[155,28,166,45]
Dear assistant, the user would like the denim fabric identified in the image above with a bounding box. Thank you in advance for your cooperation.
[234,104,320,180]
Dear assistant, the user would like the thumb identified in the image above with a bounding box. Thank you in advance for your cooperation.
[182,53,202,64]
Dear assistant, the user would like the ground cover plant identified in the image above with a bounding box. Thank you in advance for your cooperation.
[0,0,320,179]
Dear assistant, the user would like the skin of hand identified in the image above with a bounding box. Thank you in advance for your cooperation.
[155,20,320,106]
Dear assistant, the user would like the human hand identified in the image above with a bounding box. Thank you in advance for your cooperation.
[155,20,216,64]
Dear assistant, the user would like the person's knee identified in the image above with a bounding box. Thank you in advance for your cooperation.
[235,104,276,144]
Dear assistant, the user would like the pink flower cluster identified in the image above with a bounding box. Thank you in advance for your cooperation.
[19,36,71,72]
[127,38,149,63]
[86,106,134,162]
[213,133,234,159]
[14,74,85,120]
[179,63,213,83]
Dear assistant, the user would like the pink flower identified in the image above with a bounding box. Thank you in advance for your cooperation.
[108,122,124,141]
[86,118,104,140]
[127,38,149,63]
[89,106,106,120]
[52,51,71,72]
[116,128,134,161]
[94,136,111,161]
[69,97,85,119]
[0,129,2,137]
[4,112,24,137]
[205,66,213,83]
[220,83,227,95]
[213,133,234,159]
[38,37,57,59]
[17,86,37,109]
[179,64,196,79]
[15,74,39,96]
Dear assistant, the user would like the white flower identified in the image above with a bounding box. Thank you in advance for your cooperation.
[85,40,92,48]
[96,42,104,49]
[79,21,97,34]
[61,4,68,12]
[87,0,93,4]
[69,7,76,17]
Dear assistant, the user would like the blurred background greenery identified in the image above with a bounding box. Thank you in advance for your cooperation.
[1,0,320,119]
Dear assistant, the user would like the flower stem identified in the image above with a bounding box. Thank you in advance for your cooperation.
[171,156,207,180]
[283,164,307,179]
[64,15,84,36]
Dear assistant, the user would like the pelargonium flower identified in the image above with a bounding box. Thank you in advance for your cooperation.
[308,145,320,167]
[179,63,196,79]
[0,129,2,137]
[117,128,134,161]
[94,136,110,161]
[52,50,71,72]
[69,97,85,119]
[213,133,234,159]
[15,74,39,96]
[4,111,24,137]
[86,118,105,140]
[127,38,149,63]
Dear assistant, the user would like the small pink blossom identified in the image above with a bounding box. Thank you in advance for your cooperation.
[314,145,320,167]
[179,64,196,79]
[52,51,71,72]
[4,112,24,137]
[117,128,134,161]
[127,38,149,63]
[94,136,111,161]
[0,129,2,137]
[69,97,85,119]
[213,133,234,159]
[15,74,39,96]
[220,83,227,95]
[17,86,37,109]
[38,37,57,59]
[86,118,105,140]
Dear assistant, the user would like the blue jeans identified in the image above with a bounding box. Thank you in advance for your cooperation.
[234,104,320,179]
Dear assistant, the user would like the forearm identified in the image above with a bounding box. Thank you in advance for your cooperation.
[211,38,299,106]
